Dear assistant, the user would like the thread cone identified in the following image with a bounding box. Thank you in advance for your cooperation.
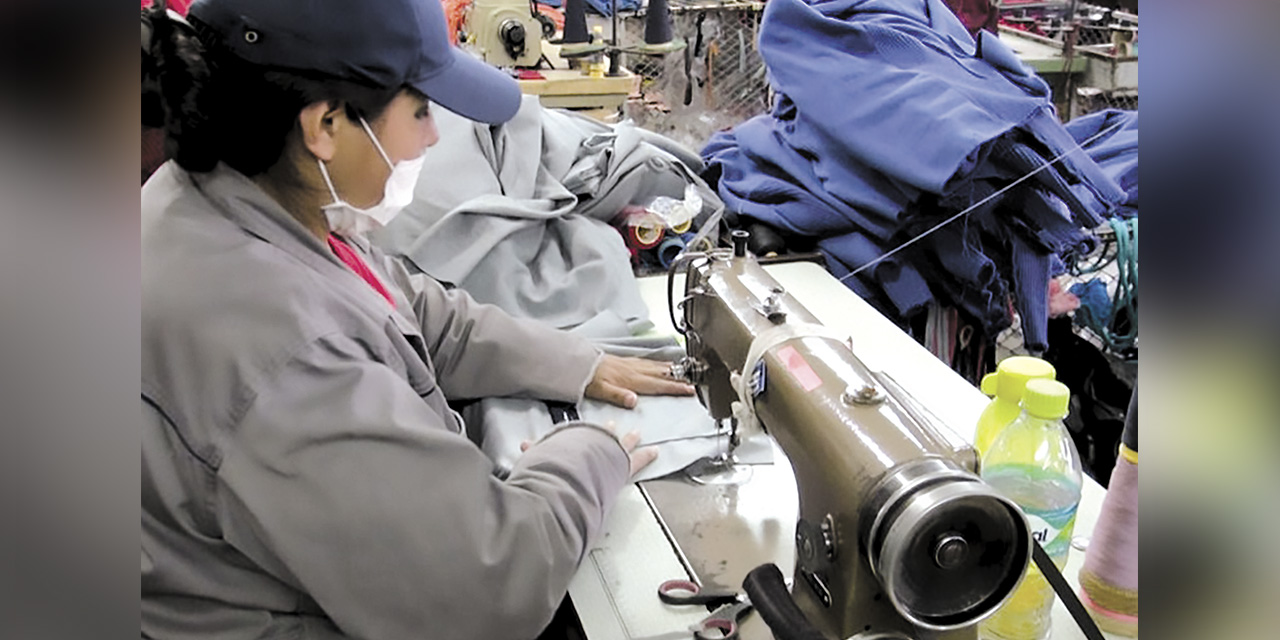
[563,0,589,44]
[644,0,674,45]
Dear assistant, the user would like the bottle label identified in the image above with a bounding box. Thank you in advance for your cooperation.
[1024,503,1077,560]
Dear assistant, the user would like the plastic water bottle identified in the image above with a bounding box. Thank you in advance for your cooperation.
[980,379,1082,640]
[974,356,1056,456]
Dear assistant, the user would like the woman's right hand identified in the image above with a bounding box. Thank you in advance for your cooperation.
[522,425,658,479]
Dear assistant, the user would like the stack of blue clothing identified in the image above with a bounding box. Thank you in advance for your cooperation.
[702,0,1127,351]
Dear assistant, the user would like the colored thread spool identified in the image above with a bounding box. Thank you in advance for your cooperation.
[655,236,687,269]
[1079,391,1138,637]
[627,216,665,250]
[681,232,714,253]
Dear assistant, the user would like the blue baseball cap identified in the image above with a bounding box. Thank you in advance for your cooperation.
[187,0,521,124]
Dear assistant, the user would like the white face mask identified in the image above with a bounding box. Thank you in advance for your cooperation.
[317,115,426,237]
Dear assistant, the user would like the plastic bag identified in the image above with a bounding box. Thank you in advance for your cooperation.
[645,184,702,235]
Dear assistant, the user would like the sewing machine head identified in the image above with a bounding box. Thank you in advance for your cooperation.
[670,233,1031,639]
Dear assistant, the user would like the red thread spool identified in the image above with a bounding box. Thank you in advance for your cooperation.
[614,205,665,250]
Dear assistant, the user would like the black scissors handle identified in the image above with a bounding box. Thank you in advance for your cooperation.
[658,579,741,607]
[694,600,753,640]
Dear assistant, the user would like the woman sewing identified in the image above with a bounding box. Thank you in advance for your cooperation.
[141,1,692,638]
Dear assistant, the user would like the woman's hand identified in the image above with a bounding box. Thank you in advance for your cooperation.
[617,429,659,477]
[585,355,695,409]
[521,424,659,478]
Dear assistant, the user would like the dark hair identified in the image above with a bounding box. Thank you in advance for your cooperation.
[142,4,400,177]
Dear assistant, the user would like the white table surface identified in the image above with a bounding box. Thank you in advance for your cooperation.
[568,261,1121,640]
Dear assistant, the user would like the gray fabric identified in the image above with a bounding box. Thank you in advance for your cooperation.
[373,98,749,482]
[475,394,776,483]
[374,96,723,334]
[142,162,632,640]
[469,334,774,483]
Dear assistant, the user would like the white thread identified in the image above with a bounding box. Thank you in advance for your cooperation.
[732,322,849,440]
[841,119,1129,282]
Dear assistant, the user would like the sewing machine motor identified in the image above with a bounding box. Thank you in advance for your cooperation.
[465,0,547,67]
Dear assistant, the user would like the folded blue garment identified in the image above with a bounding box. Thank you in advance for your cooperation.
[919,221,1007,331]
[703,0,1126,352]
[1066,109,1139,217]
[537,0,640,15]
[819,231,933,319]
[758,0,1052,194]
[704,113,904,242]
[583,0,640,17]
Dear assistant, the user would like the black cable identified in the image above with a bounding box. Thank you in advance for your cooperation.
[666,254,688,336]
[741,564,829,640]
[1031,540,1107,640]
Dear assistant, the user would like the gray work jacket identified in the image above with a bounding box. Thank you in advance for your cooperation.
[142,163,630,640]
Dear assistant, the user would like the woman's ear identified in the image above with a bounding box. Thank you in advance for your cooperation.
[298,101,345,162]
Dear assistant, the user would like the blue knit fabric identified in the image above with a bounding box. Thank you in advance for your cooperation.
[1065,109,1139,218]
[702,0,1125,351]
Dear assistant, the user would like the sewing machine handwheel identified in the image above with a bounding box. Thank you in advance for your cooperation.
[536,13,556,40]
[742,563,829,640]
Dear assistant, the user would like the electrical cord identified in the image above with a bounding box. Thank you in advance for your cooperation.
[1032,539,1108,640]
[1106,216,1138,350]
[1074,216,1137,352]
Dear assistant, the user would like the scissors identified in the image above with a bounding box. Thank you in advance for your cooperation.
[658,579,755,639]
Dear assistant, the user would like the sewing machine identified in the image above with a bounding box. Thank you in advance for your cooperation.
[465,0,547,67]
[660,233,1031,639]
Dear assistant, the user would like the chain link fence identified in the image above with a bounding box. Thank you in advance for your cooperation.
[996,221,1138,375]
[998,1,1138,119]
[1072,87,1137,118]
[618,1,770,150]
[612,1,1135,147]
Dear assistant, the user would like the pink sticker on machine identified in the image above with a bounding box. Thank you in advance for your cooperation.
[776,345,823,392]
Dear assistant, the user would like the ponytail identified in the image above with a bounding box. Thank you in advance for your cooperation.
[143,3,221,173]
[141,2,400,177]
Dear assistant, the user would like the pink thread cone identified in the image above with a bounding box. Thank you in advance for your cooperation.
[1079,451,1138,635]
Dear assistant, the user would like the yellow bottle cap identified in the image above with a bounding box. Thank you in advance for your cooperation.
[987,356,1056,400]
[980,372,999,395]
[1022,378,1070,419]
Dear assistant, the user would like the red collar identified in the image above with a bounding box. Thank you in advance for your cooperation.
[327,234,394,307]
